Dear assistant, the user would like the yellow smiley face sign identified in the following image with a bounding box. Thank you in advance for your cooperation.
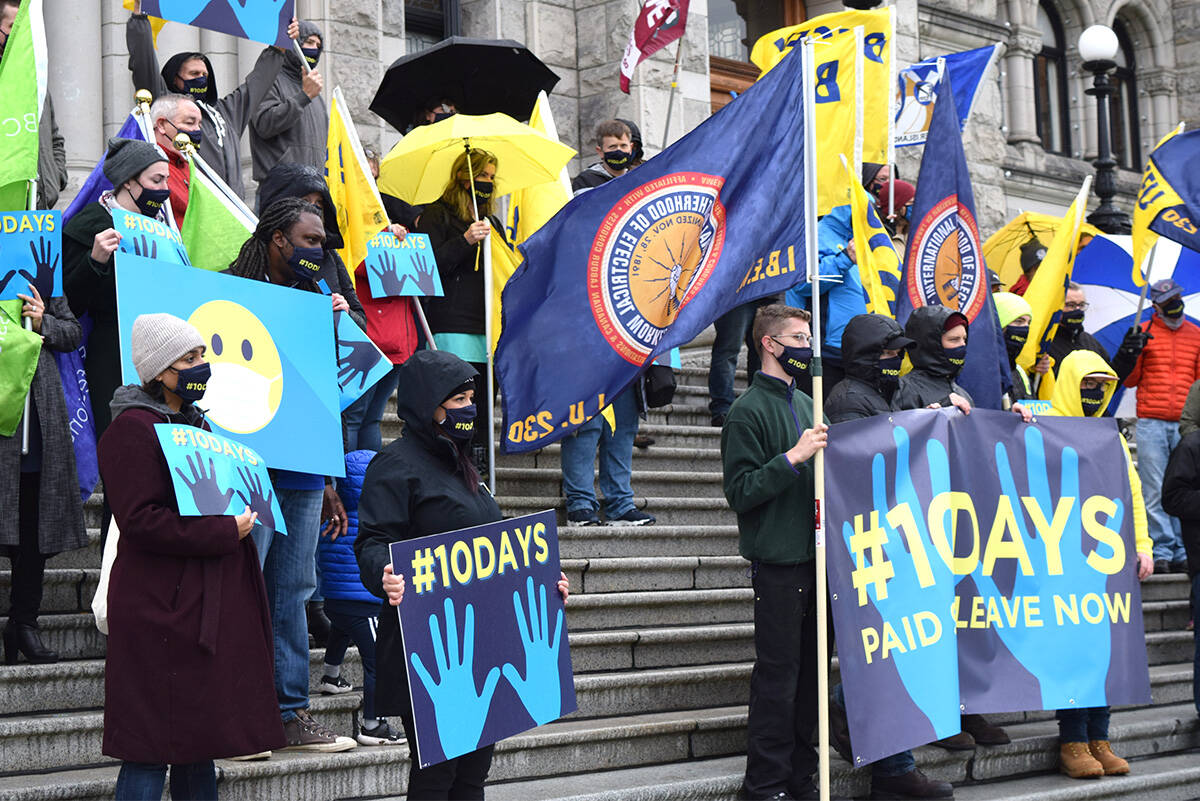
[187,300,284,434]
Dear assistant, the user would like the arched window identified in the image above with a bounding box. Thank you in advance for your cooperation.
[1033,1,1071,155]
[1110,18,1141,170]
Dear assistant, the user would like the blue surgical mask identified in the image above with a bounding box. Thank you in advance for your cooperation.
[170,362,211,401]
[287,241,324,282]
[440,403,476,441]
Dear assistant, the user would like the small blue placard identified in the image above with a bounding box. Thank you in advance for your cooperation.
[364,232,443,297]
[335,309,392,411]
[0,210,62,300]
[111,208,191,266]
[154,423,287,534]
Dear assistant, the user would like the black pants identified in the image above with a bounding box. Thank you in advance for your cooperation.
[743,560,819,799]
[468,361,491,477]
[7,473,47,626]
[398,712,493,800]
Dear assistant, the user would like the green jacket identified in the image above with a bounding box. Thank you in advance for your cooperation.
[721,371,820,564]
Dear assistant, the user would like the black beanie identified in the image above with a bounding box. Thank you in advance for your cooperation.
[102,137,166,189]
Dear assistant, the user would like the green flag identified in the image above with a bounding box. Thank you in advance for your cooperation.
[180,160,256,271]
[0,0,46,212]
[0,300,42,437]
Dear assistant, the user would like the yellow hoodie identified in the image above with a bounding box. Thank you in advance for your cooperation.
[1047,350,1150,556]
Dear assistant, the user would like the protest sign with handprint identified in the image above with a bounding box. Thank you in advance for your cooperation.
[0,210,62,301]
[111,208,191,267]
[365,232,443,298]
[141,0,294,48]
[333,309,391,411]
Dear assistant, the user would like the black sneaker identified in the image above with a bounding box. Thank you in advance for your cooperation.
[356,719,405,746]
[711,414,727,428]
[1155,559,1171,574]
[1170,559,1189,573]
[608,508,656,526]
[317,673,352,694]
[567,508,602,526]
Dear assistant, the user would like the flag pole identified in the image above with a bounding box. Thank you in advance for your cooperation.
[660,37,685,150]
[462,140,495,492]
[1132,241,1156,329]
[21,178,36,456]
[133,89,155,142]
[802,37,831,801]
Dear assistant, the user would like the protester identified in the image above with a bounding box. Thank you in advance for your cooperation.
[1124,278,1200,574]
[1160,417,1200,717]
[415,148,503,474]
[1179,379,1200,437]
[1008,237,1046,296]
[355,349,569,799]
[226,197,357,752]
[874,179,915,241]
[824,313,951,799]
[720,304,828,800]
[709,299,773,428]
[97,313,283,798]
[250,20,328,205]
[572,119,633,195]
[1040,283,1144,385]
[892,306,974,410]
[148,94,201,225]
[862,161,892,195]
[615,117,645,166]
[63,137,170,438]
[987,269,1004,294]
[316,449,405,746]
[126,2,294,199]
[408,96,457,131]
[994,291,1034,402]
[1045,349,1153,778]
[1,284,86,665]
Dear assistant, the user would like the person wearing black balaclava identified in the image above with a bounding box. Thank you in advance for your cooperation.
[571,119,634,195]
[615,117,645,166]
[126,1,295,200]
[892,307,975,411]
[1042,282,1145,384]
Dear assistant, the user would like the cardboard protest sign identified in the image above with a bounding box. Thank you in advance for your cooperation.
[154,423,286,534]
[391,509,576,768]
[116,254,345,477]
[111,208,191,266]
[0,210,61,300]
[334,309,391,411]
[364,232,443,297]
[139,0,295,48]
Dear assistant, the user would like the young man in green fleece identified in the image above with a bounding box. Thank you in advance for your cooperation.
[721,303,829,801]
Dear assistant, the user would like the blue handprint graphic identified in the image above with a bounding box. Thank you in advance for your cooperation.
[410,598,501,760]
[502,577,565,726]
[155,0,203,23]
[228,0,290,45]
[974,425,1119,710]
[840,425,961,742]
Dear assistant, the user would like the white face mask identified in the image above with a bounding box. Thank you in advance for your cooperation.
[203,361,283,434]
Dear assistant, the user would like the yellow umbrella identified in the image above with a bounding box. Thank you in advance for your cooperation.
[378,112,577,207]
[983,211,1102,290]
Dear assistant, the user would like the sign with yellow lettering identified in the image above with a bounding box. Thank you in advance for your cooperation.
[391,509,576,768]
[112,208,191,267]
[0,210,60,300]
[826,409,1150,764]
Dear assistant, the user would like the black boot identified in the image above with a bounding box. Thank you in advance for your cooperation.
[3,622,59,665]
[871,769,953,799]
[306,601,331,649]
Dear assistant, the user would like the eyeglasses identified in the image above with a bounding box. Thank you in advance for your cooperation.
[1063,302,1089,311]
[773,333,812,346]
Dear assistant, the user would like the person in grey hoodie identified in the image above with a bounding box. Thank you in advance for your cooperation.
[250,19,328,208]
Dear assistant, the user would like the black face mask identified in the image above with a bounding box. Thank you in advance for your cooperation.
[286,240,325,282]
[1004,324,1029,361]
[1061,309,1085,332]
[301,47,320,69]
[440,403,476,441]
[603,149,632,171]
[1080,385,1107,416]
[165,119,202,147]
[1162,298,1185,320]
[472,179,493,201]
[878,355,903,392]
[944,344,967,374]
[772,339,812,379]
[432,109,454,123]
[181,75,208,100]
[130,182,171,217]
[170,362,211,401]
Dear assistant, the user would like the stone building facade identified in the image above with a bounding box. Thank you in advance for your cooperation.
[45,0,1196,240]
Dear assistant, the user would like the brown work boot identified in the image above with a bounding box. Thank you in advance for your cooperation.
[960,714,1010,745]
[931,730,974,750]
[1088,740,1130,775]
[1059,742,1104,778]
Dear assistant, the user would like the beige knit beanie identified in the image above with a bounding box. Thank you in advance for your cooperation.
[131,313,204,384]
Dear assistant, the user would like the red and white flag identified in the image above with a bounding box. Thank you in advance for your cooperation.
[618,0,690,93]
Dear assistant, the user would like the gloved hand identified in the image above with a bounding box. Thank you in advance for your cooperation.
[1118,327,1152,357]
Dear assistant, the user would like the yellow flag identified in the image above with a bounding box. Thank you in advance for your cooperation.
[842,154,901,316]
[1132,123,1186,286]
[489,234,521,355]
[505,92,572,246]
[123,0,167,46]
[326,88,388,281]
[1017,177,1092,375]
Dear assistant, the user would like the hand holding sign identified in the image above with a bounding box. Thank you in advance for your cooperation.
[502,576,564,726]
[174,451,236,515]
[0,212,64,301]
[410,598,502,759]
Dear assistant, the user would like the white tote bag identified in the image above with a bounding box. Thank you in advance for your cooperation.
[91,517,120,635]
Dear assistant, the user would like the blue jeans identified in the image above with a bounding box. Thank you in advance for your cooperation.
[1056,707,1110,742]
[1136,417,1185,561]
[709,302,762,417]
[832,684,915,777]
[324,599,381,720]
[114,760,216,800]
[252,487,322,721]
[1193,573,1200,716]
[342,364,401,452]
[560,387,639,519]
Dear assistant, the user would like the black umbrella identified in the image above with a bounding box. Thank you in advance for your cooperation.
[370,37,561,133]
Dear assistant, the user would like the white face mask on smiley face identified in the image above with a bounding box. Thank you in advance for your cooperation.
[202,361,283,434]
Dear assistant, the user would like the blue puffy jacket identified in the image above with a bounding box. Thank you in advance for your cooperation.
[784,204,866,357]
[318,449,379,603]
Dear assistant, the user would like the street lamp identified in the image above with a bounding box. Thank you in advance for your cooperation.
[1078,24,1131,234]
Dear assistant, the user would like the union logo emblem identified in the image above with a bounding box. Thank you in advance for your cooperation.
[588,172,727,364]
[906,195,984,321]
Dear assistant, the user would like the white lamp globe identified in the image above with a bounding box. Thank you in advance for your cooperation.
[1078,24,1119,63]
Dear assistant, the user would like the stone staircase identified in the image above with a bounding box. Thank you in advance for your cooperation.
[0,363,1197,800]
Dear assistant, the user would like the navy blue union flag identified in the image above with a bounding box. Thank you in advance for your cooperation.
[497,46,810,453]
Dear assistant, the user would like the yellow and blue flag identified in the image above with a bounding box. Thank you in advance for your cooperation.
[1133,125,1197,283]
[899,71,1010,408]
[497,44,811,454]
[326,87,389,279]
[842,155,901,316]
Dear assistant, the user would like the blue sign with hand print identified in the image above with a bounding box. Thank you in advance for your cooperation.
[153,423,287,534]
[825,409,1151,765]
[333,309,391,411]
[111,209,191,267]
[364,232,443,298]
[390,509,576,768]
[141,0,296,48]
[0,210,62,301]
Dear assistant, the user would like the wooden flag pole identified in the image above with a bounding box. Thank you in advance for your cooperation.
[660,37,685,150]
[21,179,36,456]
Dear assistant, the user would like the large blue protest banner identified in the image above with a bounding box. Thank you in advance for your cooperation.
[0,210,61,300]
[826,409,1150,764]
[497,43,811,454]
[115,254,345,477]
[111,208,191,266]
[364,232,443,298]
[894,45,1000,147]
[390,510,576,768]
[154,423,286,534]
[141,0,295,48]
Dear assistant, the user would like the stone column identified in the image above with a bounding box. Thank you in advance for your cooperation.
[1141,68,1178,145]
[44,0,103,188]
[1004,25,1042,145]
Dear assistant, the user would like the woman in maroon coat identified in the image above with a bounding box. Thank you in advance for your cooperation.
[97,313,283,799]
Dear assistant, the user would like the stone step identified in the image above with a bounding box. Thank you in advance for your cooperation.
[380,419,726,453]
[563,588,752,631]
[1139,573,1194,603]
[496,467,726,499]
[561,555,749,594]
[501,496,735,527]
[0,569,98,616]
[505,444,723,472]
